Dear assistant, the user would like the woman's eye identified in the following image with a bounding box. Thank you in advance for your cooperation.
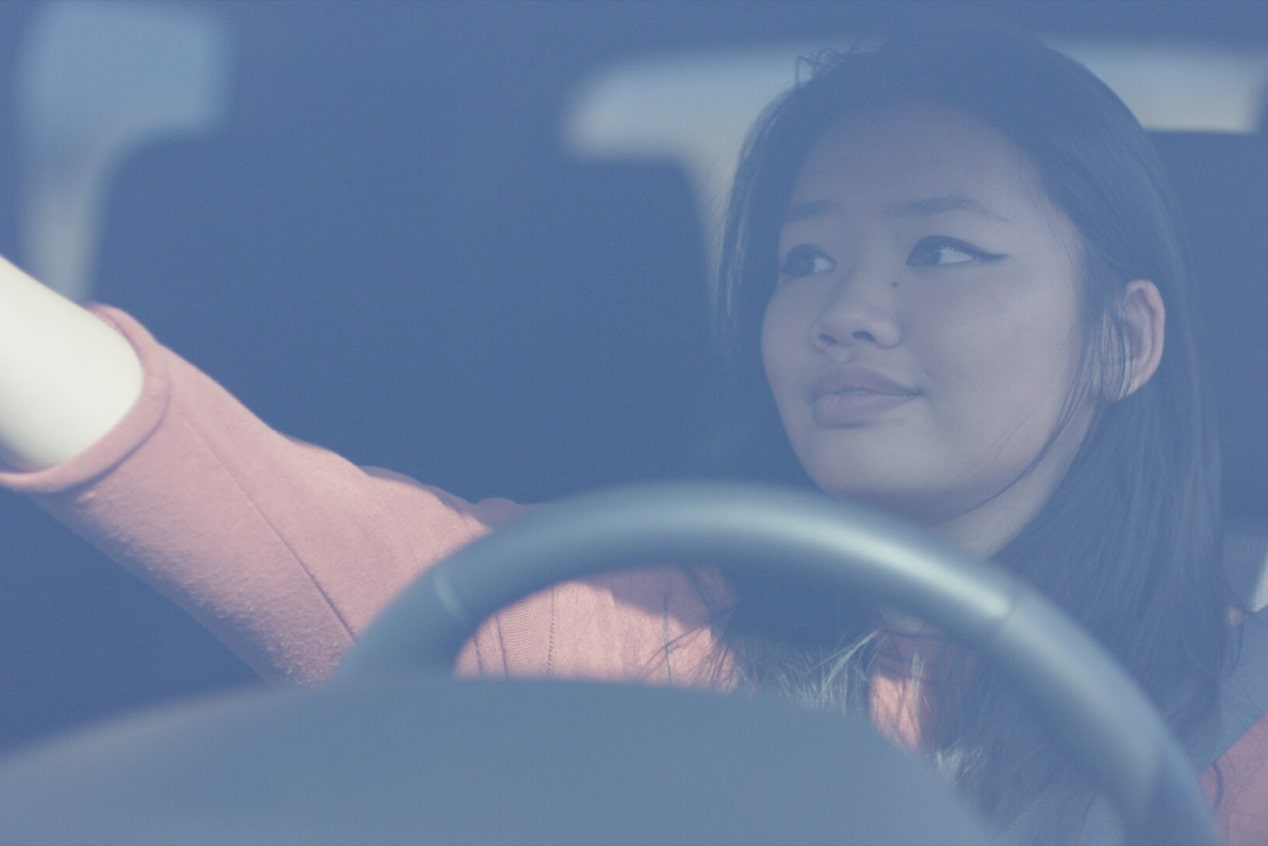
[779,245,835,279]
[907,237,1004,267]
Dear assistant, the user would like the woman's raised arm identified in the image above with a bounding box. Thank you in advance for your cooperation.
[0,258,538,683]
[0,257,144,470]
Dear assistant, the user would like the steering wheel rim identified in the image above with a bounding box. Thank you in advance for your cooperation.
[336,482,1215,845]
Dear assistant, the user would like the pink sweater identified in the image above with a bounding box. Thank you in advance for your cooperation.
[0,308,724,688]
[2,307,1265,841]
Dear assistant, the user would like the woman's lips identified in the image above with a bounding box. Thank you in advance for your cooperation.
[810,367,919,427]
[813,389,916,426]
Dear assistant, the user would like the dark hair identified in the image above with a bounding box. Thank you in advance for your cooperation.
[707,28,1226,832]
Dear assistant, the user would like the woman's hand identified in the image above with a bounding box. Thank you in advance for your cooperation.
[0,257,143,471]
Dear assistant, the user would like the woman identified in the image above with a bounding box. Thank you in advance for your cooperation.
[0,27,1259,842]
[705,30,1230,837]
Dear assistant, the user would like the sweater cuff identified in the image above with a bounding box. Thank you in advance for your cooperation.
[0,305,171,495]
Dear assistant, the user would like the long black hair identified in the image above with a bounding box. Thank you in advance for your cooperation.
[706,28,1226,831]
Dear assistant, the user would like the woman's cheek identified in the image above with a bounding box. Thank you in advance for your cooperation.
[760,292,805,393]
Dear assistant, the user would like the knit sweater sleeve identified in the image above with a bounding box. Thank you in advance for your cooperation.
[0,306,530,685]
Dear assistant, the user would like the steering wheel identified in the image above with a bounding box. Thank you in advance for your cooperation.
[336,482,1216,845]
[0,483,1214,844]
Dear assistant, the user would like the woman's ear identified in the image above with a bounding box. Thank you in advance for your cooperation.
[1105,279,1165,401]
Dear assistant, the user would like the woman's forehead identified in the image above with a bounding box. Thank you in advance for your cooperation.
[790,105,1046,211]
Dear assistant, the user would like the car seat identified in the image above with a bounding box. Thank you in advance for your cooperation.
[1151,131,1268,612]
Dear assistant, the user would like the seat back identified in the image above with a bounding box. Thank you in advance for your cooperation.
[1152,131,1268,610]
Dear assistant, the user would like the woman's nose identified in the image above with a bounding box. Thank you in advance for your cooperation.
[812,274,902,350]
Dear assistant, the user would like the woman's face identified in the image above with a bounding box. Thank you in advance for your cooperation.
[761,104,1094,556]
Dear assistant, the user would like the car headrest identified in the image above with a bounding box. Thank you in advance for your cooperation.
[95,131,711,501]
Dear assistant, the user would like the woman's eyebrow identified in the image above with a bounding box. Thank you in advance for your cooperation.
[884,193,1011,222]
[783,199,843,224]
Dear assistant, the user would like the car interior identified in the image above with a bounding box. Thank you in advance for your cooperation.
[1,0,1267,841]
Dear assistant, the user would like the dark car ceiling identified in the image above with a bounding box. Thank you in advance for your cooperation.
[529,0,1268,55]
[327,1,1268,65]
[236,2,1268,88]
